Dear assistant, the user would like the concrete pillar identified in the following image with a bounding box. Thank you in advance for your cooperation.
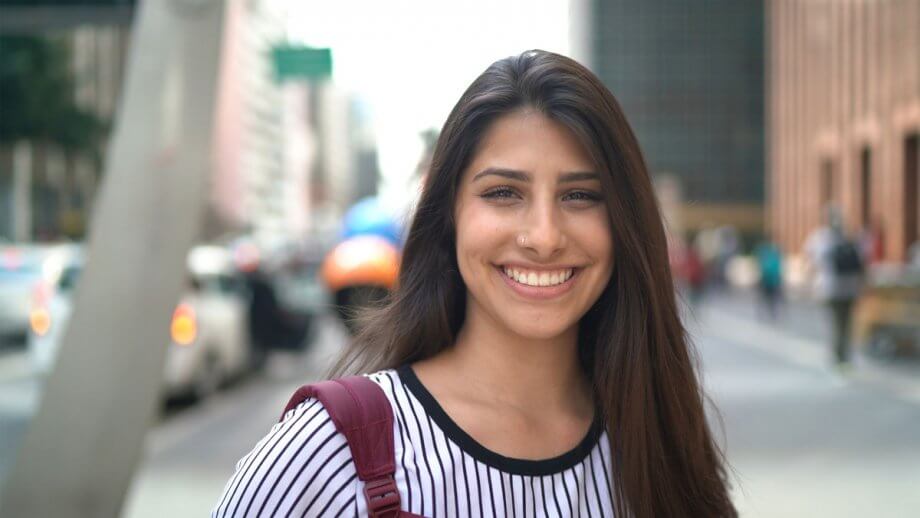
[0,0,227,516]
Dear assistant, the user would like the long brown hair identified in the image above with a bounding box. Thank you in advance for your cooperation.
[329,50,736,517]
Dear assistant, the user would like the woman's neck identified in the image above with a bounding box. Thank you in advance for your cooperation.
[417,309,594,421]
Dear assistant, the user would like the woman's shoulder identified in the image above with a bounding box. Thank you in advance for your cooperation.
[363,367,404,400]
[274,369,405,463]
[211,393,360,517]
[274,368,401,421]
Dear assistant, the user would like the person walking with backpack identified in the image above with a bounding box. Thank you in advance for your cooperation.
[212,51,737,518]
[804,207,866,366]
[754,235,784,320]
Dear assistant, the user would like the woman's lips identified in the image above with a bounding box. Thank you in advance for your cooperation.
[495,265,579,300]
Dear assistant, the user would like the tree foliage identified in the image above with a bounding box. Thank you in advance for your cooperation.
[0,35,106,152]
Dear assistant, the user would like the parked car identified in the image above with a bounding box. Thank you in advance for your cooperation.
[0,244,64,347]
[29,244,255,401]
[26,244,84,368]
[161,245,253,400]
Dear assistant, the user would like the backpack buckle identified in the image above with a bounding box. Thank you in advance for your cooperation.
[364,475,401,518]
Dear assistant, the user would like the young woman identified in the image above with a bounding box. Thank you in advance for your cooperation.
[213,50,736,517]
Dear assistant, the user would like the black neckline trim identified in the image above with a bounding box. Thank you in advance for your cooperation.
[396,364,605,476]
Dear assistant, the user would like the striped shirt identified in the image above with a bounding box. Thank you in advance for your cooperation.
[212,365,615,517]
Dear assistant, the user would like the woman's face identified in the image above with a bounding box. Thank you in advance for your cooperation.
[454,109,614,340]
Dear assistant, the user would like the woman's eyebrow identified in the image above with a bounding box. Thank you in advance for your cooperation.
[472,167,529,182]
[471,168,599,183]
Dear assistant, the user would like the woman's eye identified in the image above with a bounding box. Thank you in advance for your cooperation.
[563,190,603,203]
[479,187,602,204]
[480,187,519,200]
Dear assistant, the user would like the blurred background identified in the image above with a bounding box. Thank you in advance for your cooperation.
[0,0,918,516]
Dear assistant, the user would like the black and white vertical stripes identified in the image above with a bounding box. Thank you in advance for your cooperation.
[212,368,614,517]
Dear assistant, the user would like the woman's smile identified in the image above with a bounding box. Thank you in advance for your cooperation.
[494,263,581,300]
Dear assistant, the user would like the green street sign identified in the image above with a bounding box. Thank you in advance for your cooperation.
[0,1,135,5]
[272,46,332,82]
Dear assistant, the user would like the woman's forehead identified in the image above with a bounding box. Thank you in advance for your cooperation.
[464,111,597,178]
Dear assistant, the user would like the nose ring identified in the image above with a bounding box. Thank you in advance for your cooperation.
[517,234,527,247]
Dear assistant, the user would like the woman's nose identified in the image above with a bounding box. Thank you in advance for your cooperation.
[521,204,567,256]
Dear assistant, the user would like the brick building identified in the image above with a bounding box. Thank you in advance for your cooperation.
[768,0,920,261]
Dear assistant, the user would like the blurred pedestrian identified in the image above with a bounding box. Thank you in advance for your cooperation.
[755,236,784,320]
[678,234,707,305]
[709,225,740,289]
[804,207,865,365]
[859,217,885,266]
[214,50,737,518]
[694,225,721,284]
[244,267,282,364]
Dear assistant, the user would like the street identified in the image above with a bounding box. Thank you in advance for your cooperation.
[2,296,919,517]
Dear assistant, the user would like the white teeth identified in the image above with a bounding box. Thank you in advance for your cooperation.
[502,267,574,287]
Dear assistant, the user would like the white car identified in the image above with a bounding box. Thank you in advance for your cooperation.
[25,244,84,368]
[29,245,254,401]
[161,245,253,400]
[0,245,49,346]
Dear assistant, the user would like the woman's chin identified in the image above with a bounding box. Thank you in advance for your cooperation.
[503,318,576,342]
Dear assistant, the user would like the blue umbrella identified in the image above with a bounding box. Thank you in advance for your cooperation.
[341,197,402,246]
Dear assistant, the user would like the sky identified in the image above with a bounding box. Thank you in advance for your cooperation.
[285,0,574,207]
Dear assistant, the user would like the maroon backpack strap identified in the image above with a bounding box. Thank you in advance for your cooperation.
[280,376,413,518]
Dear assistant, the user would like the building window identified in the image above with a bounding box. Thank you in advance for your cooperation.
[905,133,919,256]
[820,158,836,209]
[860,146,872,228]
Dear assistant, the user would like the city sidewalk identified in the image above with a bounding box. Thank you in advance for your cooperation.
[693,289,920,406]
